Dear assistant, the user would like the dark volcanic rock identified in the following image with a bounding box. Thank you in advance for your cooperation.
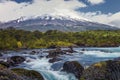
[46,48,66,58]
[0,68,44,80]
[63,61,84,79]
[0,69,23,80]
[80,60,120,80]
[49,57,62,63]
[46,47,77,58]
[0,61,10,68]
[114,57,120,61]
[0,59,44,80]
[7,56,25,66]
[30,50,37,55]
[63,46,76,53]
[0,64,22,80]
[12,68,44,80]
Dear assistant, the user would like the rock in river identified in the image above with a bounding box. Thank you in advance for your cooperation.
[49,57,62,63]
[7,56,25,66]
[63,61,84,79]
[0,61,44,80]
[0,61,10,68]
[80,60,120,80]
[46,48,66,58]
[12,68,44,80]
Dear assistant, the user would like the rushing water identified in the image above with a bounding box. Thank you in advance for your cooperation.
[1,47,120,80]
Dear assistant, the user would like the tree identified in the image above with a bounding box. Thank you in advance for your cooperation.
[17,41,22,48]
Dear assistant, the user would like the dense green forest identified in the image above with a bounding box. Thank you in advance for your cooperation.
[0,28,120,50]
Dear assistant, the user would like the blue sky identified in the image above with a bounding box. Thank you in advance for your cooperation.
[12,0,120,14]
[11,0,33,3]
[0,0,120,27]
[79,0,120,14]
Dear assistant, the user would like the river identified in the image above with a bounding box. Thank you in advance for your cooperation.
[1,47,120,80]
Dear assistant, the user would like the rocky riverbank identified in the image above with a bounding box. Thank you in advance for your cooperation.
[0,47,120,80]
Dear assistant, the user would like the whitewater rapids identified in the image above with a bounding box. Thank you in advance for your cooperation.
[1,47,120,80]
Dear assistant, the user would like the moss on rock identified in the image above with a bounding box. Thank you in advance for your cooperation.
[0,64,7,69]
[0,69,23,80]
[12,68,44,80]
[80,60,120,80]
[63,61,84,79]
[0,65,44,80]
[0,61,10,68]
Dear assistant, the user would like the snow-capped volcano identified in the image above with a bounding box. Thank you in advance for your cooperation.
[0,15,119,32]
[15,14,89,22]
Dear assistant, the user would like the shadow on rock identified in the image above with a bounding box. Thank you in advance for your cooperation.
[49,57,62,63]
[7,56,25,66]
[62,61,84,79]
[80,60,120,80]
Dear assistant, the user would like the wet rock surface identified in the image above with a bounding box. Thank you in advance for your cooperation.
[0,47,120,80]
[7,56,25,66]
[29,50,39,55]
[46,48,66,58]
[0,69,23,80]
[0,61,10,68]
[46,47,77,58]
[63,61,84,79]
[49,57,62,63]
[80,60,120,80]
[12,68,44,80]
[63,46,77,53]
[0,62,44,80]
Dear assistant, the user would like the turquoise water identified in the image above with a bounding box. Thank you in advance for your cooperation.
[1,47,120,80]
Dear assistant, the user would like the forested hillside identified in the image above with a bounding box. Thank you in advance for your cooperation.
[0,28,120,50]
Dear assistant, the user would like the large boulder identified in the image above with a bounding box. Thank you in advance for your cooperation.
[29,50,38,55]
[12,68,44,80]
[7,56,25,66]
[0,68,44,80]
[46,48,66,58]
[0,69,23,80]
[63,61,84,79]
[0,61,10,68]
[0,61,23,80]
[49,57,62,63]
[80,60,120,80]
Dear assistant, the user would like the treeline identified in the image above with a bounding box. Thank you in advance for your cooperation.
[0,28,120,50]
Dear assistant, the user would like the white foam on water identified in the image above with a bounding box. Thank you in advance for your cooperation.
[25,58,51,70]
[83,51,120,58]
[6,47,120,80]
[25,57,77,80]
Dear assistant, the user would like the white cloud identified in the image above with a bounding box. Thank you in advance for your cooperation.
[0,1,28,21]
[0,0,120,27]
[109,12,120,27]
[0,0,87,22]
[87,0,105,5]
[79,11,120,27]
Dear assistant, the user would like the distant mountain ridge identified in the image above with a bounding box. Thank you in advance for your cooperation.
[0,15,119,32]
